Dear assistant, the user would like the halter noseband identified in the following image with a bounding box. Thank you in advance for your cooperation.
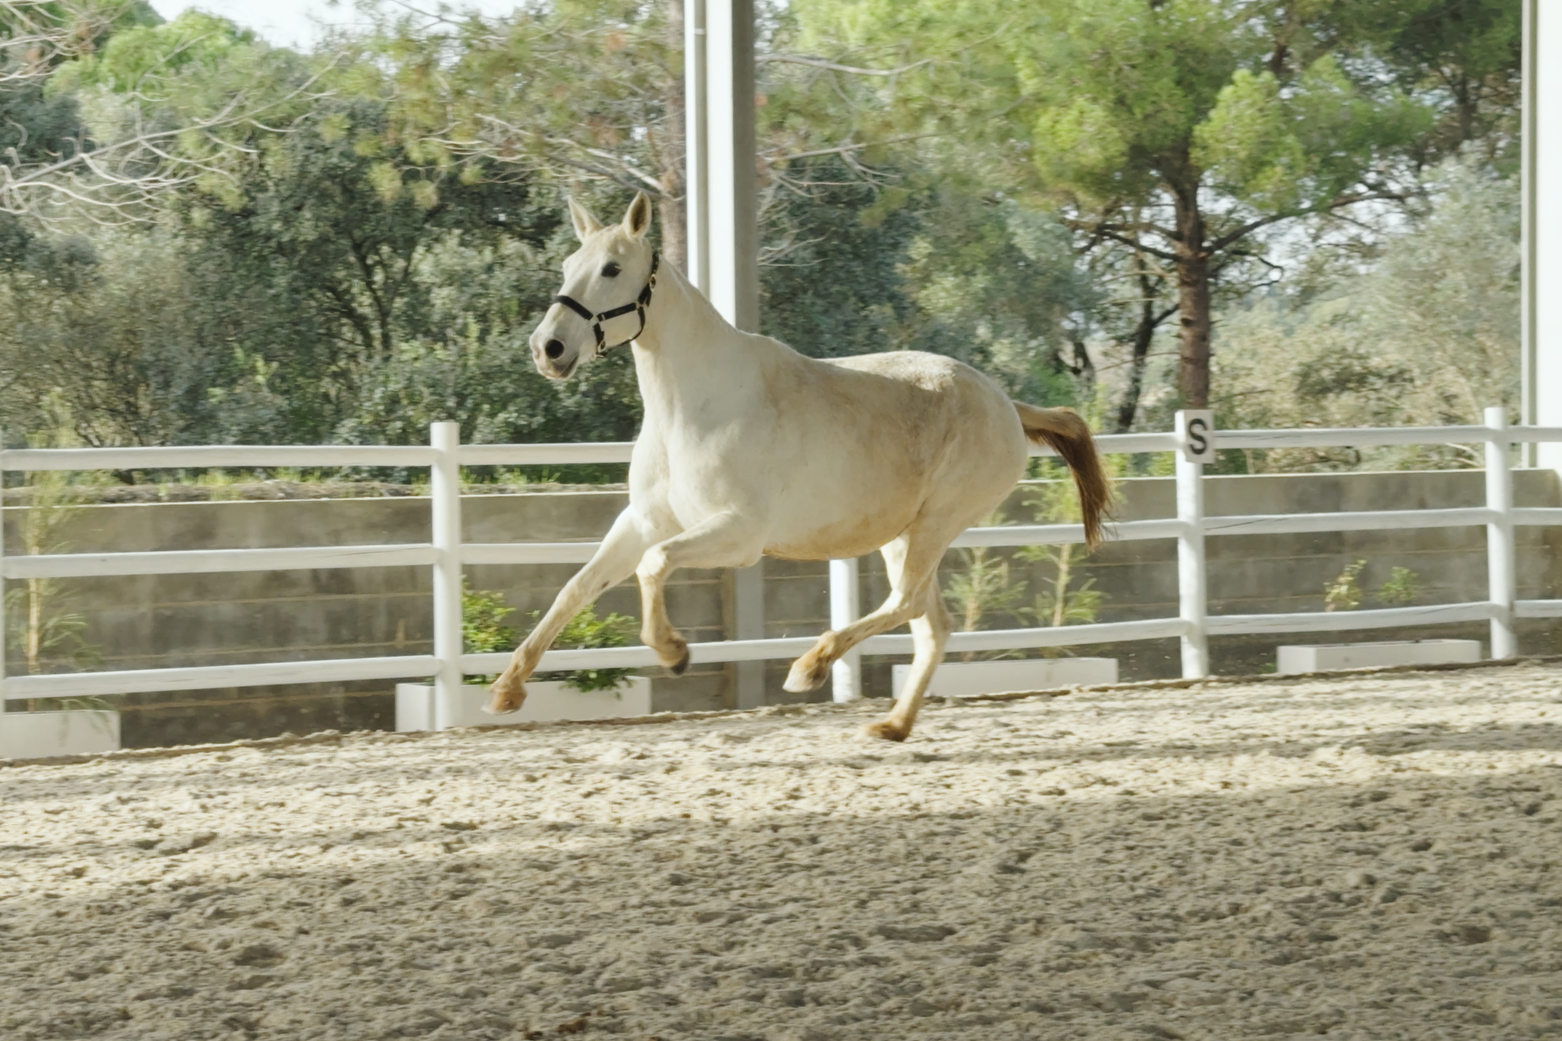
[551,250,660,358]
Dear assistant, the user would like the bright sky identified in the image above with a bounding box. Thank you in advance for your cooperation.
[147,1,525,51]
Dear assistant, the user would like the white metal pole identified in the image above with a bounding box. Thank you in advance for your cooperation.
[1175,411,1211,678]
[1534,0,1562,474]
[1521,0,1539,467]
[692,0,765,709]
[430,422,464,729]
[1485,406,1518,659]
[703,0,759,332]
[732,563,765,709]
[683,0,710,295]
[830,556,862,702]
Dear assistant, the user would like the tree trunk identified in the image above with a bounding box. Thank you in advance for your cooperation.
[1115,254,1162,433]
[1170,176,1211,409]
[659,0,688,275]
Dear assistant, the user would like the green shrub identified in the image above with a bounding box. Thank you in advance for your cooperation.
[461,582,637,693]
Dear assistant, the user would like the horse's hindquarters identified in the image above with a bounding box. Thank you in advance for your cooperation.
[760,362,1028,561]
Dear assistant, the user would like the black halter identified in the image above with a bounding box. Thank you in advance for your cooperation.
[551,251,660,358]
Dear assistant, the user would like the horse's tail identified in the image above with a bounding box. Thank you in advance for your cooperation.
[1013,401,1113,549]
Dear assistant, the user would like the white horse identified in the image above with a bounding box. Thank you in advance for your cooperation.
[487,192,1110,741]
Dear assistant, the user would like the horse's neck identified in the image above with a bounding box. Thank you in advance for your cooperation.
[631,262,764,427]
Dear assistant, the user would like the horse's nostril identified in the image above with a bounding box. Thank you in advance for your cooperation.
[544,339,565,360]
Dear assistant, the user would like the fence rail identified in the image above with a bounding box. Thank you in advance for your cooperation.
[2,407,1559,722]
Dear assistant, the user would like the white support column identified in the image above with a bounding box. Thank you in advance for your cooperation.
[1485,406,1518,659]
[429,422,464,730]
[688,0,764,708]
[1175,411,1212,679]
[683,0,710,294]
[701,0,759,332]
[830,556,862,702]
[1531,0,1562,472]
[731,563,766,709]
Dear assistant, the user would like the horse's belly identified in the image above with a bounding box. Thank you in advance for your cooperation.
[764,514,915,561]
[761,480,924,561]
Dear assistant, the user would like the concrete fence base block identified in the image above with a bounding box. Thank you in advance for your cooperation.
[893,658,1119,700]
[1276,639,1482,675]
[395,676,653,732]
[0,710,121,760]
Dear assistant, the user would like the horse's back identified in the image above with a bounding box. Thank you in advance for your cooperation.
[817,350,1025,457]
[822,349,996,395]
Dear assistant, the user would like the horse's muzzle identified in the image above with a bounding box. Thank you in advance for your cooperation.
[530,329,579,380]
[536,355,578,381]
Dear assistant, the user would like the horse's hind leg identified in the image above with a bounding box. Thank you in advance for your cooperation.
[864,585,951,742]
[637,512,764,673]
[784,523,956,695]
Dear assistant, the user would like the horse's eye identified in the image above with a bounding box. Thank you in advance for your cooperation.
[601,262,622,278]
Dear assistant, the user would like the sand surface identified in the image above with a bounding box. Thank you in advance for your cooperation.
[4,663,1562,1041]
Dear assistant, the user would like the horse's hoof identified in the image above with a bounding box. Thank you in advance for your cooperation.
[659,639,690,676]
[862,720,910,742]
[782,655,830,693]
[484,681,527,715]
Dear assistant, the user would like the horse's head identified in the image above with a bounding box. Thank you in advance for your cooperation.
[530,192,657,380]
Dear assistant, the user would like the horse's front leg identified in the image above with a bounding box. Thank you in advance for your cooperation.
[486,508,651,714]
[637,512,764,675]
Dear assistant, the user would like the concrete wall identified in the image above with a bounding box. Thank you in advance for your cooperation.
[4,469,1559,747]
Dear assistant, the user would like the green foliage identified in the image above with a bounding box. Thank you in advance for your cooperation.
[4,409,105,678]
[1323,559,1367,613]
[758,156,919,359]
[942,464,1116,663]
[793,0,1519,412]
[177,99,569,446]
[1375,566,1420,607]
[1014,462,1114,653]
[0,0,1526,478]
[1212,158,1518,471]
[1023,566,1104,630]
[1323,559,1422,612]
[461,582,517,658]
[50,11,260,96]
[462,584,637,693]
[531,604,640,694]
[942,510,1028,662]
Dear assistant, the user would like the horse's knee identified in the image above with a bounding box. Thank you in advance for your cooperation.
[635,546,671,585]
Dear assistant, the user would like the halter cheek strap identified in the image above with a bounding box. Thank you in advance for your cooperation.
[552,250,660,358]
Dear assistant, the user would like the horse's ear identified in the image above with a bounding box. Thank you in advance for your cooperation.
[567,197,603,242]
[622,191,653,239]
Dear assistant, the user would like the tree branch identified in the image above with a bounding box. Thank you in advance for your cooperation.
[1065,221,1179,262]
[755,53,932,78]
[763,132,941,164]
[1204,190,1407,255]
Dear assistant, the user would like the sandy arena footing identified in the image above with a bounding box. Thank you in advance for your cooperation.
[3,662,1561,1040]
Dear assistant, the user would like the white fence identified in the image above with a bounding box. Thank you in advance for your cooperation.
[2,407,1560,733]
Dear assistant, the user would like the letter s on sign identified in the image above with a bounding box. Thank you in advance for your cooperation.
[1178,410,1215,464]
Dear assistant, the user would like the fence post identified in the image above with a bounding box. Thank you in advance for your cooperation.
[830,556,862,701]
[732,562,766,709]
[430,422,465,730]
[1175,411,1212,679]
[1485,406,1518,659]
